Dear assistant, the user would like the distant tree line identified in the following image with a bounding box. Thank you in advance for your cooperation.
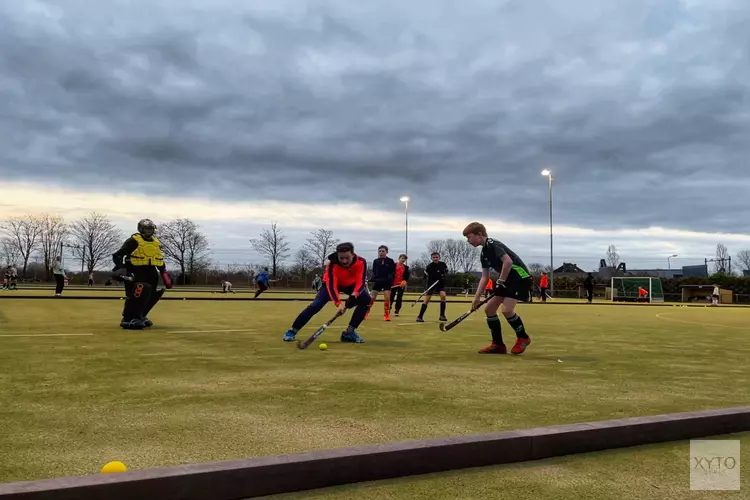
[4,214,750,286]
[1,212,211,284]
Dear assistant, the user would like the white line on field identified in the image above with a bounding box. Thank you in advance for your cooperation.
[0,333,95,337]
[165,329,256,334]
[655,313,745,330]
[396,322,435,326]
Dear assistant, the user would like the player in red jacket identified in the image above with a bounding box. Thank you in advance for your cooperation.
[283,242,369,343]
[539,272,549,301]
[388,254,410,316]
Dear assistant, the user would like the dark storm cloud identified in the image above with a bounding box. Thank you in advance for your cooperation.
[1,0,749,232]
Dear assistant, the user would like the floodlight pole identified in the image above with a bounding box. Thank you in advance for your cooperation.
[542,169,554,296]
[668,254,677,269]
[400,196,410,256]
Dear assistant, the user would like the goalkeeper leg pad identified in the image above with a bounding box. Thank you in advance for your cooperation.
[122,282,152,323]
[142,288,164,327]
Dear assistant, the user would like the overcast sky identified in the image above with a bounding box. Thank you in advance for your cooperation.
[1,0,749,271]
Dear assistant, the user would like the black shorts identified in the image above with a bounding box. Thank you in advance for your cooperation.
[426,281,445,295]
[493,273,531,302]
[258,282,268,291]
[371,280,391,292]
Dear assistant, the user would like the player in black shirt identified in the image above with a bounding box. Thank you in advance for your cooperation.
[463,222,531,355]
[417,252,449,322]
[367,245,396,321]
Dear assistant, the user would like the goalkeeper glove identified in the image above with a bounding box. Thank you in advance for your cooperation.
[161,271,173,289]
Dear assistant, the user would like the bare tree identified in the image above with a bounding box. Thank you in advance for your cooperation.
[423,238,479,273]
[303,229,340,268]
[292,247,317,284]
[715,243,730,273]
[69,212,123,273]
[453,239,480,273]
[426,239,446,256]
[250,222,290,276]
[528,263,552,275]
[158,218,211,283]
[736,250,750,271]
[0,238,22,266]
[528,263,545,275]
[38,214,68,280]
[605,245,620,267]
[1,215,43,278]
[441,239,461,273]
[411,255,430,278]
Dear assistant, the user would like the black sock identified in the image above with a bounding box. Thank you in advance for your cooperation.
[487,315,503,345]
[254,290,262,298]
[418,303,427,318]
[506,314,529,339]
[439,301,446,317]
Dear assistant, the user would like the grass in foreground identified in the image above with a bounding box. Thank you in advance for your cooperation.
[264,433,750,500]
[0,296,748,484]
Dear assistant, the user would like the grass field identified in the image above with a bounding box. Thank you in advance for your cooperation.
[1,293,748,497]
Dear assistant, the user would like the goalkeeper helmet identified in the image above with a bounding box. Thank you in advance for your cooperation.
[137,219,156,238]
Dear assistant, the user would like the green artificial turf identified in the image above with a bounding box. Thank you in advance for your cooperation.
[0,295,748,490]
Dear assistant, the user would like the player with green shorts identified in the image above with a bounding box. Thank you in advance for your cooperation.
[463,222,532,355]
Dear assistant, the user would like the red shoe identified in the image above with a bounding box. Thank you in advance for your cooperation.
[511,337,531,355]
[478,343,507,354]
[384,314,391,321]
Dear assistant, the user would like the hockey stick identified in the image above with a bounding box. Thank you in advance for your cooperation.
[438,294,494,332]
[296,309,346,350]
[412,280,440,307]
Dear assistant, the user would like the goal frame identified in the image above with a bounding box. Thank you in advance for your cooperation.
[610,276,664,303]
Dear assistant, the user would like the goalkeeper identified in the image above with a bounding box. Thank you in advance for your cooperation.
[112,219,173,330]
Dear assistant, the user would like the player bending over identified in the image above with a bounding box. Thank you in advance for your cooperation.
[389,254,410,317]
[254,268,271,298]
[463,222,531,355]
[221,280,236,294]
[417,252,448,322]
[283,242,368,344]
[367,245,396,321]
[112,219,173,330]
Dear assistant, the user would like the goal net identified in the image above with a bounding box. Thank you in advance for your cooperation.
[610,277,664,303]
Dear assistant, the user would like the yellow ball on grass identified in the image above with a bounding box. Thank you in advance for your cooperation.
[319,343,328,351]
[100,461,128,474]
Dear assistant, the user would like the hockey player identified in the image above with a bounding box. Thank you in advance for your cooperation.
[112,219,173,330]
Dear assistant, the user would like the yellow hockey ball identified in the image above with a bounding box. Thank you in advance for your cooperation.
[319,343,328,350]
[100,461,127,473]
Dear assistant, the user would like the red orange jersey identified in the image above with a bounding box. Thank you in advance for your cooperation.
[539,275,549,288]
[392,263,410,286]
[323,253,367,306]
